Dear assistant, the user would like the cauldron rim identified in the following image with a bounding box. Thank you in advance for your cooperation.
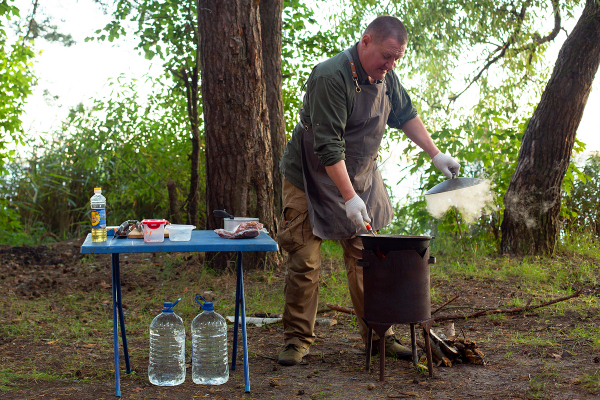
[358,234,433,257]
[358,234,433,239]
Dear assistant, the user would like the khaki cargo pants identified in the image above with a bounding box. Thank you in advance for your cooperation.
[276,178,393,347]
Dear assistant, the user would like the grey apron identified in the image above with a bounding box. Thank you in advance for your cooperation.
[300,49,394,240]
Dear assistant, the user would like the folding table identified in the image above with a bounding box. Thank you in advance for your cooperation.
[80,230,279,397]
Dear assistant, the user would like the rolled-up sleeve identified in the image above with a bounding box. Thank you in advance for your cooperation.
[387,72,418,129]
[307,76,348,166]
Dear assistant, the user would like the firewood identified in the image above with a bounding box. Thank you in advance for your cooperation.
[315,318,337,326]
[429,329,460,358]
[416,338,446,362]
[464,349,484,365]
[326,304,355,314]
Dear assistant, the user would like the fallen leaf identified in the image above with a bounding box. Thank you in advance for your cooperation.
[46,340,58,345]
[551,353,562,359]
[99,280,111,289]
[131,387,144,393]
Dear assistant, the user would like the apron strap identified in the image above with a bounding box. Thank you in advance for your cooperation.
[343,49,361,93]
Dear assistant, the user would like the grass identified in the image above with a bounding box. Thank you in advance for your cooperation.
[1,232,599,396]
[528,365,562,398]
[577,370,600,393]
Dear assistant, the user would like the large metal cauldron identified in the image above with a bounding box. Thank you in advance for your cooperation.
[358,234,436,381]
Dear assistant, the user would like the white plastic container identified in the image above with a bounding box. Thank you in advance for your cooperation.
[142,219,169,243]
[169,225,196,241]
[223,217,259,232]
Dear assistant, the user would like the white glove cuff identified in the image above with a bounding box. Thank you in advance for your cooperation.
[345,194,361,207]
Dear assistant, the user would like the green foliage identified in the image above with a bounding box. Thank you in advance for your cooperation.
[0,77,200,241]
[282,0,344,137]
[563,152,600,238]
[0,0,36,234]
[328,0,587,248]
[327,0,583,123]
[383,106,529,246]
[0,1,35,150]
[87,0,197,82]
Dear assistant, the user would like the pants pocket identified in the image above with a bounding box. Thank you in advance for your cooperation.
[276,207,309,253]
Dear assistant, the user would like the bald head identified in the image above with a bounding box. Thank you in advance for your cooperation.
[364,16,408,46]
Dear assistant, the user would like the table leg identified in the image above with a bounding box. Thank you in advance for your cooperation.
[111,255,121,397]
[237,252,250,393]
[113,254,131,374]
[231,253,242,371]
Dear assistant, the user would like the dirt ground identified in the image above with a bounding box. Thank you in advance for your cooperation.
[0,239,599,399]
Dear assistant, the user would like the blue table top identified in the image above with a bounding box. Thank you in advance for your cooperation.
[80,230,279,254]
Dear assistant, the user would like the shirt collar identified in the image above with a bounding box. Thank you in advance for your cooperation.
[350,42,383,85]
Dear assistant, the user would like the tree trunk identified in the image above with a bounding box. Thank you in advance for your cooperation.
[500,0,600,255]
[260,0,285,229]
[167,179,183,224]
[198,0,277,269]
[182,64,201,227]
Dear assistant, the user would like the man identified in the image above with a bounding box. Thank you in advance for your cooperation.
[276,16,460,366]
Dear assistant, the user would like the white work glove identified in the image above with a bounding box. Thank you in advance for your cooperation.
[345,194,370,231]
[432,152,461,179]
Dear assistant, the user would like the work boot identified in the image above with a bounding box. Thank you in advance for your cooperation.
[371,335,412,359]
[277,343,310,366]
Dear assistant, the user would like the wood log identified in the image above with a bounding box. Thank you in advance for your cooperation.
[315,318,337,327]
[430,329,460,358]
[327,304,355,315]
[416,338,445,362]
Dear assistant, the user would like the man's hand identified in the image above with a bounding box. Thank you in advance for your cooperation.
[345,194,370,231]
[432,152,461,179]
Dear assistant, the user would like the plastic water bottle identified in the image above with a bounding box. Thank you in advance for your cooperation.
[148,299,186,386]
[191,294,229,385]
[91,188,107,242]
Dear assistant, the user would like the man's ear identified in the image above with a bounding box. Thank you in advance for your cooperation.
[361,34,372,47]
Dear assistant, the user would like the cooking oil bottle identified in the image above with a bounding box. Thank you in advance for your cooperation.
[91,188,107,242]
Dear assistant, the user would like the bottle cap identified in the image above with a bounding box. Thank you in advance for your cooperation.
[94,188,102,192]
[195,294,214,311]
[162,298,181,313]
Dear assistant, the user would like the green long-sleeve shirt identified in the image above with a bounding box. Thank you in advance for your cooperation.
[280,43,418,191]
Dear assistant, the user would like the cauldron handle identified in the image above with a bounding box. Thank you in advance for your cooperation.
[428,256,436,264]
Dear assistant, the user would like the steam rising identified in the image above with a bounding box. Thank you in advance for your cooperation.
[425,180,493,222]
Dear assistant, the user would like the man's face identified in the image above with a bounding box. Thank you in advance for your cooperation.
[359,34,406,82]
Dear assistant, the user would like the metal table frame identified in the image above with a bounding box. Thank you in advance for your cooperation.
[80,231,279,397]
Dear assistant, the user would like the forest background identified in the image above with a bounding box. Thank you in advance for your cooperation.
[1,0,599,259]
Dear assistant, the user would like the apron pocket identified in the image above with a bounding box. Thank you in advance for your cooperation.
[276,207,310,253]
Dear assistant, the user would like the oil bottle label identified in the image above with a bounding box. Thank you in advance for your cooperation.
[91,209,106,229]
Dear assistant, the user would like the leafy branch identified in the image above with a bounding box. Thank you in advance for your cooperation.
[450,0,562,102]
